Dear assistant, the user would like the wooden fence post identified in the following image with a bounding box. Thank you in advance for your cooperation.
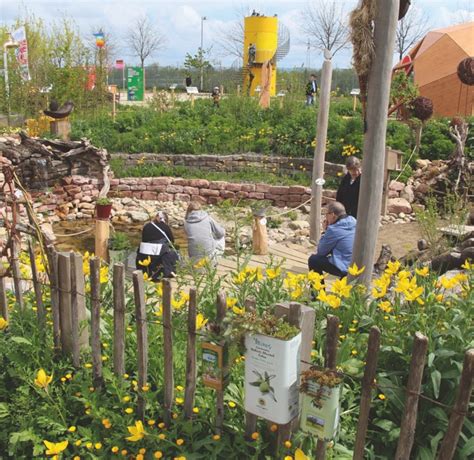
[90,257,103,389]
[215,291,227,433]
[395,332,429,460]
[436,349,474,460]
[28,240,45,331]
[162,279,174,425]
[244,298,258,439]
[70,253,89,352]
[0,277,8,322]
[58,253,73,356]
[10,237,23,310]
[69,253,81,368]
[315,314,340,460]
[353,326,381,460]
[184,288,197,419]
[46,246,61,352]
[133,270,148,421]
[113,263,126,378]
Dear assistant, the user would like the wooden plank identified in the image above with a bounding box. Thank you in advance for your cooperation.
[10,238,23,310]
[244,298,258,439]
[184,288,197,419]
[215,291,227,433]
[90,257,103,389]
[28,240,45,331]
[162,279,174,425]
[58,253,73,356]
[0,277,8,322]
[395,332,429,460]
[133,270,148,421]
[113,263,126,378]
[46,246,61,352]
[70,253,89,351]
[69,253,80,368]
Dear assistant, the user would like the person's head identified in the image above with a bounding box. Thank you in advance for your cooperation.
[310,74,316,81]
[154,210,169,224]
[186,201,202,218]
[345,156,361,180]
[326,201,346,225]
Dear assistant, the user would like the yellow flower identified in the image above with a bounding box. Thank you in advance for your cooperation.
[154,452,163,459]
[193,407,199,414]
[378,301,392,313]
[122,395,131,402]
[175,397,184,405]
[331,277,352,298]
[266,267,281,279]
[143,272,150,282]
[0,317,8,330]
[251,432,259,440]
[228,401,236,408]
[43,440,68,456]
[196,313,208,330]
[158,422,166,428]
[138,256,151,267]
[99,265,109,284]
[121,450,128,456]
[348,263,365,276]
[461,259,471,270]
[158,433,166,440]
[125,407,133,414]
[111,446,119,453]
[212,434,220,441]
[285,457,293,460]
[68,426,76,432]
[193,258,207,269]
[284,440,292,448]
[95,443,102,450]
[126,420,146,442]
[415,267,429,277]
[232,306,245,315]
[295,448,310,460]
[351,349,358,355]
[35,369,53,389]
[176,438,184,446]
[378,394,386,400]
[385,260,401,276]
[317,290,341,308]
[226,297,237,309]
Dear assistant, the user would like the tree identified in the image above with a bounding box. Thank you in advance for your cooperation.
[184,47,212,89]
[217,4,251,60]
[395,7,430,60]
[300,1,349,56]
[126,16,166,69]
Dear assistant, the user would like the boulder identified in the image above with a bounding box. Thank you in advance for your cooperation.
[289,220,310,230]
[128,211,149,222]
[389,180,405,192]
[415,159,430,169]
[387,198,412,214]
[401,185,415,203]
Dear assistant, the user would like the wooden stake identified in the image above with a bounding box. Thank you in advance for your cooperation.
[90,257,103,389]
[244,298,258,439]
[252,213,268,255]
[215,291,227,433]
[353,326,381,460]
[58,253,73,356]
[184,288,197,419]
[310,51,333,244]
[113,263,126,378]
[70,253,89,352]
[133,270,148,421]
[10,237,23,310]
[46,246,61,352]
[69,253,81,368]
[395,332,428,460]
[162,279,174,425]
[94,219,110,262]
[351,0,400,286]
[0,277,8,322]
[436,349,474,460]
[28,240,45,331]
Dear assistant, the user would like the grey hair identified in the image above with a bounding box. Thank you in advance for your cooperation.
[327,201,346,217]
[345,156,361,169]
[155,210,168,224]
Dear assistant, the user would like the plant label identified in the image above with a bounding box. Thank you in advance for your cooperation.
[202,342,227,390]
[244,332,302,424]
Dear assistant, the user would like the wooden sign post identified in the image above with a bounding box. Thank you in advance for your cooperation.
[252,210,268,255]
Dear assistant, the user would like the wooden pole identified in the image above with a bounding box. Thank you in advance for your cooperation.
[244,298,258,439]
[162,279,174,425]
[351,0,400,286]
[28,240,45,331]
[395,332,428,460]
[133,270,148,421]
[252,213,268,255]
[69,253,80,368]
[310,50,333,244]
[58,253,73,356]
[94,219,109,262]
[46,246,61,352]
[353,326,381,460]
[315,314,340,459]
[113,263,126,378]
[70,253,89,352]
[215,291,227,433]
[90,257,103,389]
[0,277,8,322]
[436,349,474,460]
[10,237,23,310]
[184,288,197,419]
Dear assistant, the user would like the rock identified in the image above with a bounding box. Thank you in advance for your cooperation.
[398,212,406,218]
[387,198,412,214]
[401,185,415,203]
[461,247,474,264]
[417,239,429,251]
[129,211,149,222]
[289,220,310,230]
[459,238,474,250]
[389,180,405,192]
[415,159,430,169]
[431,250,462,274]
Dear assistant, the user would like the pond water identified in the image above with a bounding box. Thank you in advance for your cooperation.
[52,220,188,254]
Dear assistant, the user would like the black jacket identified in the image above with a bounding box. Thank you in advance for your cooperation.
[141,221,174,244]
[336,173,360,218]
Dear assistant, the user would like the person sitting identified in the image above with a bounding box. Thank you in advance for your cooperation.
[308,201,356,279]
[336,156,361,218]
[136,211,179,280]
[184,201,225,263]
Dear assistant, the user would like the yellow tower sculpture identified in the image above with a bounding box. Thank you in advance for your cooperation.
[243,15,278,98]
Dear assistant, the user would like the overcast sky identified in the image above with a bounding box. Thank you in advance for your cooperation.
[1,0,473,69]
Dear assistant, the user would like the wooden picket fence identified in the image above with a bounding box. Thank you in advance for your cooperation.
[0,243,472,460]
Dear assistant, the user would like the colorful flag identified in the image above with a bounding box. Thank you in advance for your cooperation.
[94,31,105,48]
[115,59,125,69]
[11,26,30,81]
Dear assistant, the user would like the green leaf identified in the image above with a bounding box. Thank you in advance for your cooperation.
[428,352,435,367]
[431,370,442,399]
[429,407,448,425]
[430,431,444,454]
[9,336,32,346]
[418,446,434,460]
[460,436,474,458]
[373,418,395,432]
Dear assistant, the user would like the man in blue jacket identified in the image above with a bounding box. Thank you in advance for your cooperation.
[308,201,356,278]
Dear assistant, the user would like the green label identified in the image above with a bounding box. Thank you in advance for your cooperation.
[127,66,144,101]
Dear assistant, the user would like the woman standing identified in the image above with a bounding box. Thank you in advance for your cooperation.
[336,156,361,218]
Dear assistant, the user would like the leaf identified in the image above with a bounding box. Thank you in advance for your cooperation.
[460,436,474,458]
[0,402,9,419]
[9,336,32,346]
[430,431,444,454]
[429,407,448,425]
[431,370,442,399]
[418,446,434,460]
[373,418,395,432]
[428,352,435,367]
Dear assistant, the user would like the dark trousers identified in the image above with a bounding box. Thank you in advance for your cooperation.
[308,254,346,278]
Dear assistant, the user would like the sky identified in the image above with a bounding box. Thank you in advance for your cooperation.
[1,0,473,69]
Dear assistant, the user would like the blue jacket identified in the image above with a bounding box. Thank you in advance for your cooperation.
[317,215,356,273]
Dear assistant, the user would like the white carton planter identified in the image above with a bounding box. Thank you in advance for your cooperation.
[244,332,302,424]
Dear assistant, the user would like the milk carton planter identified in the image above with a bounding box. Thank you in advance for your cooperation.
[244,332,302,424]
[300,368,343,441]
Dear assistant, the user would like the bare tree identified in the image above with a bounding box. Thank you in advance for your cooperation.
[126,16,167,69]
[217,4,251,60]
[300,1,349,56]
[395,8,430,61]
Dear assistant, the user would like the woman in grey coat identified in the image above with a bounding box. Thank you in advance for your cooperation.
[184,201,225,262]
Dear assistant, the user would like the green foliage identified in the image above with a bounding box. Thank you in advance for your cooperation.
[108,232,132,251]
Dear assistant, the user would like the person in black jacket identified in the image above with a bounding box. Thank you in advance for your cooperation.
[336,156,361,218]
[136,211,179,280]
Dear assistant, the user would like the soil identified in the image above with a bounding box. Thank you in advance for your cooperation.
[376,222,422,260]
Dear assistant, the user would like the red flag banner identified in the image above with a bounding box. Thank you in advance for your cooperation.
[115,59,125,70]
